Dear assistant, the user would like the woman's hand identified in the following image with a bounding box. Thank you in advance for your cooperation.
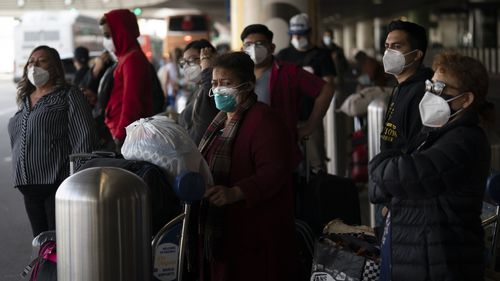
[204,185,244,206]
[200,47,215,70]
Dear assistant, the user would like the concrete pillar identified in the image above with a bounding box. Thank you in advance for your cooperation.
[373,17,384,59]
[333,27,343,49]
[343,24,356,59]
[356,20,375,57]
[230,0,346,176]
[230,0,311,52]
[408,8,431,33]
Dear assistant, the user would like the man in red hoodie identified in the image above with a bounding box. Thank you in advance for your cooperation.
[100,9,153,149]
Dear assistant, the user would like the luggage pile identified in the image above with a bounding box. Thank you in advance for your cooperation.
[310,220,380,281]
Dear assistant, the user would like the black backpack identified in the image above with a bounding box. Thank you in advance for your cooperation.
[149,63,166,114]
[97,62,165,116]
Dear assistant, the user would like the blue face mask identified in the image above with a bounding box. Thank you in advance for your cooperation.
[210,83,248,112]
[213,91,237,112]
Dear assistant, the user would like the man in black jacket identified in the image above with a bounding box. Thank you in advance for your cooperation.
[375,20,433,280]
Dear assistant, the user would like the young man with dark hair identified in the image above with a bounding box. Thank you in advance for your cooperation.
[374,20,433,281]
[379,20,433,152]
[240,23,334,170]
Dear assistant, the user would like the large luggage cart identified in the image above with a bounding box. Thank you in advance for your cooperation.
[69,152,205,281]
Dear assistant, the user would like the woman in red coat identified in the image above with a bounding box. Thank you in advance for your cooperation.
[197,52,297,281]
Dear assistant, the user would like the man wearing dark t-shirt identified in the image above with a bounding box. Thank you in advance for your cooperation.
[277,13,336,173]
[277,45,336,86]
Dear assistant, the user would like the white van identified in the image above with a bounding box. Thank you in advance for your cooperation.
[13,11,102,82]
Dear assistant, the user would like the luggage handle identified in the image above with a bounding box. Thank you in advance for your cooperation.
[69,151,118,162]
[91,150,117,158]
[300,136,310,183]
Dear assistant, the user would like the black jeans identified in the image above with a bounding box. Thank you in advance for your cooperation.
[18,184,59,238]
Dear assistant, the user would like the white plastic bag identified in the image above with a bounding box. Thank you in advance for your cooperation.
[121,116,213,186]
[336,86,392,117]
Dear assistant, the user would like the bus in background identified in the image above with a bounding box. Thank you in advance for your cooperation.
[13,11,102,82]
[163,14,210,58]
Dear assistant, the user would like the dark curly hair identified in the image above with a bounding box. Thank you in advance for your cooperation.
[212,51,256,84]
[16,45,68,106]
[387,20,428,58]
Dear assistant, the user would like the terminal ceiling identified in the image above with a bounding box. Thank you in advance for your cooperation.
[1,0,498,22]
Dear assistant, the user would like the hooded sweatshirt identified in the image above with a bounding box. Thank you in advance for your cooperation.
[380,67,433,152]
[104,9,152,141]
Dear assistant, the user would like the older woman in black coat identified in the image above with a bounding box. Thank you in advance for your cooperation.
[370,52,491,281]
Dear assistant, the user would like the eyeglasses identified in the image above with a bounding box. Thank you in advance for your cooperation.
[179,57,200,68]
[425,79,446,96]
[242,41,269,49]
[425,79,465,101]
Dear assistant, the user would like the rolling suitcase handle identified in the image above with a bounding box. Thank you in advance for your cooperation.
[69,151,118,175]
[151,172,205,281]
[301,136,310,183]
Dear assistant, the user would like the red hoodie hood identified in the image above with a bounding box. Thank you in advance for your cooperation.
[104,9,140,57]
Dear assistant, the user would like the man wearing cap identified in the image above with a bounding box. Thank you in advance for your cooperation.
[278,13,336,82]
[99,9,153,150]
[241,24,334,169]
[277,13,336,173]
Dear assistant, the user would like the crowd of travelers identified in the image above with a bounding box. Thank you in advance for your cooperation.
[8,7,498,281]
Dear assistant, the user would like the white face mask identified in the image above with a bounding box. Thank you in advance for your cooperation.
[244,44,268,65]
[183,64,202,83]
[103,37,116,54]
[291,37,308,50]
[211,86,238,96]
[382,49,417,76]
[27,66,50,87]
[419,91,465,127]
[323,36,332,46]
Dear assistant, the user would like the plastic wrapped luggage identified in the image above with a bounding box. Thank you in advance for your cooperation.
[120,116,213,187]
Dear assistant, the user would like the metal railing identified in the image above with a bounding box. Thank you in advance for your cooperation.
[366,97,388,227]
[425,47,500,75]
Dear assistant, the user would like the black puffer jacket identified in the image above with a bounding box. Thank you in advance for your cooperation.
[369,111,491,281]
